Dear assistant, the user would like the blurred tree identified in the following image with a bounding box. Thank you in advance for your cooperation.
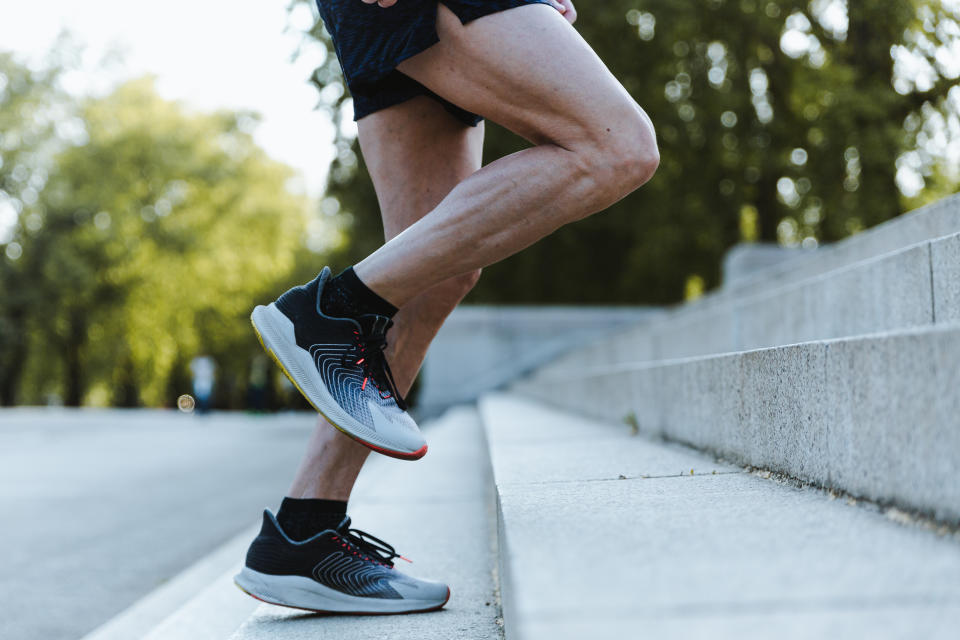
[294,0,960,303]
[0,52,71,405]
[3,74,318,406]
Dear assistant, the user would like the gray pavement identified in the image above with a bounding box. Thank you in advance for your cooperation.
[480,394,960,640]
[0,408,316,640]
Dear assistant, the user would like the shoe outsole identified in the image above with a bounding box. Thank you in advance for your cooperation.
[234,580,450,616]
[250,312,427,461]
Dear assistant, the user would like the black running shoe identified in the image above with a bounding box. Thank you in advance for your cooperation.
[251,267,426,460]
[235,510,450,614]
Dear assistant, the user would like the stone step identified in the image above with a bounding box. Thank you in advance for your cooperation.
[514,324,960,523]
[479,393,960,640]
[417,306,660,416]
[546,226,960,368]
[725,193,960,297]
[79,525,260,640]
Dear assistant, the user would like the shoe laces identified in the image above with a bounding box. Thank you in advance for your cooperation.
[331,521,412,568]
[343,316,407,410]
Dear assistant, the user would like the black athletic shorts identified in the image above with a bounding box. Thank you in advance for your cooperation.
[315,0,553,126]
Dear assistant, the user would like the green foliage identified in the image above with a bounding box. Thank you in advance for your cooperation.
[297,0,960,304]
[1,63,315,407]
[0,51,70,404]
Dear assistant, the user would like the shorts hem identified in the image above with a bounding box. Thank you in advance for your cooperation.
[326,0,555,125]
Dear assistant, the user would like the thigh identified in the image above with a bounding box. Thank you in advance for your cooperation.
[396,3,652,149]
[357,95,485,240]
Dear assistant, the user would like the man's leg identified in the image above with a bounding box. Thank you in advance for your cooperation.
[284,95,484,503]
[248,2,656,458]
[353,3,660,305]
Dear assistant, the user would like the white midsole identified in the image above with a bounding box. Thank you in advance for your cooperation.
[250,303,413,454]
[234,567,444,613]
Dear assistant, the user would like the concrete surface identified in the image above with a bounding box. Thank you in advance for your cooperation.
[933,231,960,323]
[539,231,957,370]
[417,305,659,416]
[81,525,259,640]
[825,328,960,523]
[722,243,802,288]
[514,324,960,523]
[539,197,960,372]
[227,405,501,640]
[724,192,960,297]
[735,240,935,351]
[0,409,315,640]
[480,394,960,640]
[142,564,259,640]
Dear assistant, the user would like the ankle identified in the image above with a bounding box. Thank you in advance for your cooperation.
[276,497,348,541]
[320,266,397,320]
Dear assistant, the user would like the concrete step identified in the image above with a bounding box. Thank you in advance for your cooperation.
[417,306,661,416]
[514,324,960,523]
[479,393,960,639]
[725,193,960,297]
[111,406,501,639]
[545,226,960,368]
[80,525,260,640]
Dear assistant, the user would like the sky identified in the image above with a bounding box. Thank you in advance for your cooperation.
[0,0,335,197]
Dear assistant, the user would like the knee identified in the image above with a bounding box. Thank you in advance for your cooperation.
[614,127,660,190]
[582,108,660,199]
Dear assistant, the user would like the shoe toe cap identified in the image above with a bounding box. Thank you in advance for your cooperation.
[390,576,450,605]
[367,402,426,453]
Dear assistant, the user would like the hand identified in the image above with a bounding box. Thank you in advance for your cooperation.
[361,0,398,7]
[546,0,577,24]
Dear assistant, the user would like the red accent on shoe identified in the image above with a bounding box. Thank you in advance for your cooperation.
[327,420,428,461]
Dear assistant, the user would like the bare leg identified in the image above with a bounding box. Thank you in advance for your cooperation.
[287,96,484,501]
[354,3,659,306]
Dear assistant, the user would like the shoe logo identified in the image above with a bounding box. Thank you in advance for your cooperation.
[367,401,392,434]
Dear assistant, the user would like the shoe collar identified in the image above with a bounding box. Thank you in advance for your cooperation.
[313,267,389,336]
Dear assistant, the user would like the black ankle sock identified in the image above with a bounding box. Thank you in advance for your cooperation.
[320,266,397,320]
[276,497,348,541]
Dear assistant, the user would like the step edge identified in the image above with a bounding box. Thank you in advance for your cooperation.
[79,523,258,640]
[530,321,960,382]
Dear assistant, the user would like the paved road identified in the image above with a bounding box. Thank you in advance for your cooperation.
[0,409,316,640]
